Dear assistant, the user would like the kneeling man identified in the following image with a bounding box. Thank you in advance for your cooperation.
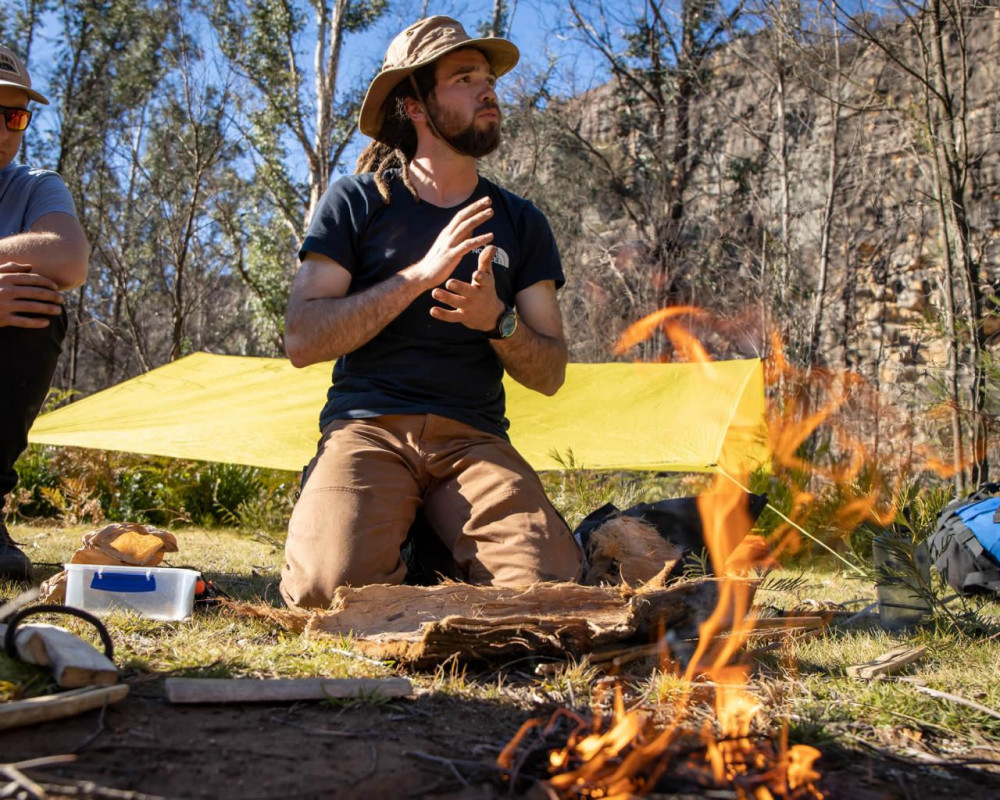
[280,17,581,609]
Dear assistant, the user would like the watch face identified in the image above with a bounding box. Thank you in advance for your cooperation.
[500,309,517,338]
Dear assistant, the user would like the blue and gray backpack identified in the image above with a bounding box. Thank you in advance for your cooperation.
[928,483,1000,595]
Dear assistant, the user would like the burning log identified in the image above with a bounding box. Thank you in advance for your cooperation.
[498,686,824,799]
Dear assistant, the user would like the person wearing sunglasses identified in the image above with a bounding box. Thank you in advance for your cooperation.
[0,44,89,582]
[280,17,582,609]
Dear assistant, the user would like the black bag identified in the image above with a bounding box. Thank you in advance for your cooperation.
[573,492,769,573]
[927,483,1000,595]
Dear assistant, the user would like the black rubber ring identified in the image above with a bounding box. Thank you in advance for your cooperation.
[3,604,115,662]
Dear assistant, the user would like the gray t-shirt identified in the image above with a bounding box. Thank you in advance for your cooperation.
[0,163,77,237]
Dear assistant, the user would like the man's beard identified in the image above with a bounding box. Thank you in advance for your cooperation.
[426,94,501,157]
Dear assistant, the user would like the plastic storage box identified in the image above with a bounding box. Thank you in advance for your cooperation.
[65,564,199,621]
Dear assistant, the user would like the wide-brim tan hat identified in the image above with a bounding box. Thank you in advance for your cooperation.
[0,44,49,104]
[359,16,519,138]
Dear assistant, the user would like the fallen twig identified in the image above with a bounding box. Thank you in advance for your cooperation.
[841,731,1000,768]
[0,756,76,800]
[266,714,380,738]
[405,750,472,787]
[20,778,164,800]
[347,741,379,786]
[0,685,128,731]
[847,646,927,680]
[1,765,47,800]
[744,603,879,659]
[405,749,515,786]
[325,648,392,667]
[71,696,110,753]
[908,684,1000,721]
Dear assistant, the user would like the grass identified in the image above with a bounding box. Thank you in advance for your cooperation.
[4,519,1000,778]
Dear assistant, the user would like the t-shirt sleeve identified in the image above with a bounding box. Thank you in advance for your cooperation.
[23,171,77,230]
[298,177,373,271]
[514,202,565,293]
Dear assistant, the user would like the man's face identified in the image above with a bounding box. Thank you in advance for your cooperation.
[426,48,502,157]
[0,86,29,171]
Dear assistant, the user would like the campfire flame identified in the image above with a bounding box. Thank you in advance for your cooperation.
[496,307,931,798]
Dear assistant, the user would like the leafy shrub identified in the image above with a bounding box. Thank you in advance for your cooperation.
[7,445,62,518]
[9,447,295,534]
[183,463,266,527]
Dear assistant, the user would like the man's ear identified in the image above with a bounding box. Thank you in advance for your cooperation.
[403,96,426,123]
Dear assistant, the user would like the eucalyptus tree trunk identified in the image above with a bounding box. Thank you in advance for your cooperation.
[807,3,845,366]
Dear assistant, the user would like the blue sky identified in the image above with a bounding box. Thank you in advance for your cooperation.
[20,0,610,178]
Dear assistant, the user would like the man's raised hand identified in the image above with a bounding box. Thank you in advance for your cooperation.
[430,244,505,332]
[407,196,495,290]
[0,263,64,329]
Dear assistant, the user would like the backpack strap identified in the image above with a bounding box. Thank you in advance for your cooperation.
[936,482,1000,532]
[966,482,1000,503]
[964,567,1000,593]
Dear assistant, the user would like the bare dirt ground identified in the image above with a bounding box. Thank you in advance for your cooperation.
[2,687,525,799]
[4,683,1000,799]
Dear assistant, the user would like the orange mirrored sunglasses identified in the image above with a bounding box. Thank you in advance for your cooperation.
[1,106,32,132]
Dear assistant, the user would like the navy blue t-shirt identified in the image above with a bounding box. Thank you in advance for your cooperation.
[300,170,565,438]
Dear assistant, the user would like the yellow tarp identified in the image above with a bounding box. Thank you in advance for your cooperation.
[28,353,768,474]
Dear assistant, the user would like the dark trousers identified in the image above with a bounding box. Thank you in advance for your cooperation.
[0,311,67,511]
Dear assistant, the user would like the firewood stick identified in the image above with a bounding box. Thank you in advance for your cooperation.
[745,615,828,631]
[909,684,1000,720]
[164,677,413,704]
[0,622,119,688]
[847,646,927,679]
[0,685,129,731]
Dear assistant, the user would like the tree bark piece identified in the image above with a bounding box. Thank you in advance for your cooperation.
[163,677,413,704]
[300,579,729,667]
[0,622,118,688]
[846,646,927,680]
[0,685,128,731]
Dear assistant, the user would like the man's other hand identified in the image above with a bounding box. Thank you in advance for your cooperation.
[430,244,505,332]
[0,263,64,328]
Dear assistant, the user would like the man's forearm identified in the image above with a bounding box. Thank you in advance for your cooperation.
[492,322,568,396]
[285,271,428,366]
[0,230,89,289]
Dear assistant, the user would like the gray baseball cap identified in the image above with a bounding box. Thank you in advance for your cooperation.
[0,44,48,104]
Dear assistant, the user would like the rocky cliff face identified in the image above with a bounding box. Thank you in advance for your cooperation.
[496,6,1000,415]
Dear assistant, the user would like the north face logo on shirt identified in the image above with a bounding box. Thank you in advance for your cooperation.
[474,246,510,270]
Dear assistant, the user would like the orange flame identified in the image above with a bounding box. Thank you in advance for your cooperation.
[504,302,963,798]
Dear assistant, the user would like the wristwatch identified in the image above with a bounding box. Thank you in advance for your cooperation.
[487,303,518,340]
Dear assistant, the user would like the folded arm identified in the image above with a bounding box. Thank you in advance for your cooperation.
[0,211,90,290]
[0,212,89,329]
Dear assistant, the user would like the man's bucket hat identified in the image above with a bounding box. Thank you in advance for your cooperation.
[0,44,48,104]
[358,16,519,138]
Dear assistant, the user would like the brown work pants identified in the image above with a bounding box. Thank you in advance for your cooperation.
[280,414,582,609]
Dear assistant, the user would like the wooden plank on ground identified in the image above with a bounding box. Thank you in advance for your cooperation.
[0,685,129,731]
[164,677,413,704]
[0,622,118,688]
[846,645,927,680]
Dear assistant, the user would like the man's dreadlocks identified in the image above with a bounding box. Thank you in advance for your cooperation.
[355,65,436,204]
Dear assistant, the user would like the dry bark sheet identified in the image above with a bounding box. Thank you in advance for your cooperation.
[300,579,723,666]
